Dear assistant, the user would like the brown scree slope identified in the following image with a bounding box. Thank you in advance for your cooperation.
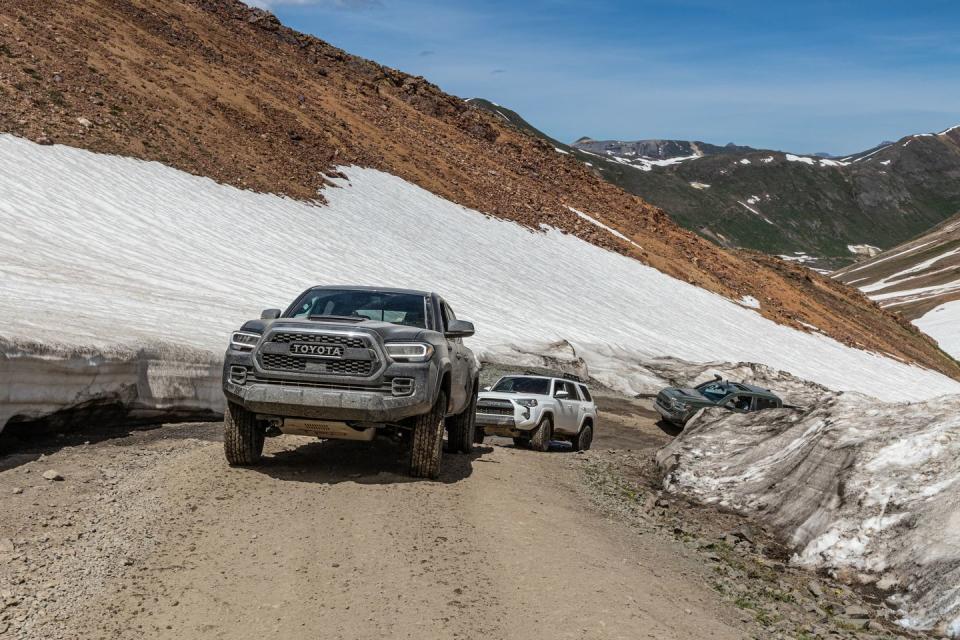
[0,0,957,378]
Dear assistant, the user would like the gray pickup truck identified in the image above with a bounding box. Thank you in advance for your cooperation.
[654,376,783,427]
[221,286,480,479]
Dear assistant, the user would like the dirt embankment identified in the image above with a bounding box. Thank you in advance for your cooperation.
[0,0,956,379]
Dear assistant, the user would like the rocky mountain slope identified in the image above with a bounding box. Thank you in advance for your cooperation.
[471,100,960,268]
[834,212,960,358]
[0,0,957,380]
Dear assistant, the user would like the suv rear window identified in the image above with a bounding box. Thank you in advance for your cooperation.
[578,384,592,402]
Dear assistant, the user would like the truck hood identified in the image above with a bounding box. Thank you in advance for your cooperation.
[240,317,428,342]
[659,387,713,405]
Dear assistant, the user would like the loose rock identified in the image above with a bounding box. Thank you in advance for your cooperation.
[42,470,64,481]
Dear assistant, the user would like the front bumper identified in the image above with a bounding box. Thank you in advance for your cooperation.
[475,411,537,437]
[223,359,436,424]
[654,401,686,426]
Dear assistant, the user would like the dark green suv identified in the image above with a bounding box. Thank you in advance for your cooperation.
[654,376,782,427]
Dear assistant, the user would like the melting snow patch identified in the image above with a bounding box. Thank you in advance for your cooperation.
[761,156,775,163]
[785,153,816,165]
[566,206,642,249]
[689,181,711,190]
[847,244,881,258]
[913,301,960,360]
[554,147,569,155]
[739,158,751,165]
[658,393,960,636]
[738,295,761,309]
[737,200,774,225]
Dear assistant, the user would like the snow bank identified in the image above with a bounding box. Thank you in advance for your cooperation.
[915,300,960,359]
[0,134,958,431]
[657,395,960,636]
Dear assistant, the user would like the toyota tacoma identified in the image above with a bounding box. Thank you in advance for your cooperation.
[221,286,480,479]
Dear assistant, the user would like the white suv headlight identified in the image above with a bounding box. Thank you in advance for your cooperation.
[385,342,434,363]
[516,399,538,408]
[230,331,261,351]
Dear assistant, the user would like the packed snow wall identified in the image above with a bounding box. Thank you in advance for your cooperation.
[657,395,960,636]
[1,133,959,433]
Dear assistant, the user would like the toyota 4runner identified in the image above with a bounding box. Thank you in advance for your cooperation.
[475,374,597,451]
[221,286,480,479]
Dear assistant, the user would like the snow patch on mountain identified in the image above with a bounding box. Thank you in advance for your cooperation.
[915,301,960,359]
[0,134,958,431]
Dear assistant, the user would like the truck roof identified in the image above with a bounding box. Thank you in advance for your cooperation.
[305,285,434,297]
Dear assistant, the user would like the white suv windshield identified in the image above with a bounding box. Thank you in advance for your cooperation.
[492,377,550,395]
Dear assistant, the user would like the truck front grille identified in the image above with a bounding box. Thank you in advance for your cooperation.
[477,400,515,416]
[260,353,374,376]
[270,332,366,348]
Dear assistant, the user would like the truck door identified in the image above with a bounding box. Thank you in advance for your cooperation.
[440,300,468,413]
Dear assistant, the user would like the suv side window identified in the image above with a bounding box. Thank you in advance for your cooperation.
[578,384,592,402]
[727,395,752,411]
[755,397,777,410]
[553,380,575,399]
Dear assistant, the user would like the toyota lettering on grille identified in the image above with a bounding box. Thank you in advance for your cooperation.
[289,343,345,358]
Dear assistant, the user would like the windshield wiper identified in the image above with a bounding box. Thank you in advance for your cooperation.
[307,314,366,322]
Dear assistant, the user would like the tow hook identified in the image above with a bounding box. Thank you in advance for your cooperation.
[264,418,283,438]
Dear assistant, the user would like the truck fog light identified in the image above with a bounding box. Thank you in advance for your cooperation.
[391,377,415,396]
[522,408,530,419]
[229,366,248,385]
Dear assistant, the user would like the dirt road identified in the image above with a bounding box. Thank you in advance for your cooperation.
[0,398,750,640]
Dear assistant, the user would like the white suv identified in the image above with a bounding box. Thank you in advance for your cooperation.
[475,374,597,451]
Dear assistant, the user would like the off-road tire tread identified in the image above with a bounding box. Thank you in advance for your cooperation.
[445,384,478,454]
[572,424,593,451]
[529,416,552,452]
[223,402,264,466]
[409,391,446,479]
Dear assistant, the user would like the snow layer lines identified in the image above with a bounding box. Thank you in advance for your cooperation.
[658,394,960,637]
[566,206,641,249]
[0,134,958,431]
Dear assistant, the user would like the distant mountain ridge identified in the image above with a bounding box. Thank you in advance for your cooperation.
[469,98,960,267]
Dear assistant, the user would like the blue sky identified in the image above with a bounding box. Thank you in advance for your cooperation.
[252,0,960,155]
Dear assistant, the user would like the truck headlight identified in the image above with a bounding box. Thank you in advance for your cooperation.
[516,399,538,408]
[230,331,261,351]
[385,342,434,363]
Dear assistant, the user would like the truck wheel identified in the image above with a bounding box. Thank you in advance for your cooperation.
[223,402,265,466]
[445,385,478,454]
[409,390,446,479]
[528,416,552,452]
[571,424,593,452]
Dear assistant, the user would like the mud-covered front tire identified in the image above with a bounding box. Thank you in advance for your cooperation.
[409,390,447,479]
[528,416,553,452]
[223,402,265,466]
[571,423,593,452]
[445,384,478,454]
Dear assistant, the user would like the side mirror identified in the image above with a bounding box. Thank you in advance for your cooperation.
[261,308,281,320]
[555,390,569,399]
[445,319,475,338]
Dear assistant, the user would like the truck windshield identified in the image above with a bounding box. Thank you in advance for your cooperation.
[286,289,429,328]
[696,381,730,403]
[492,377,550,395]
